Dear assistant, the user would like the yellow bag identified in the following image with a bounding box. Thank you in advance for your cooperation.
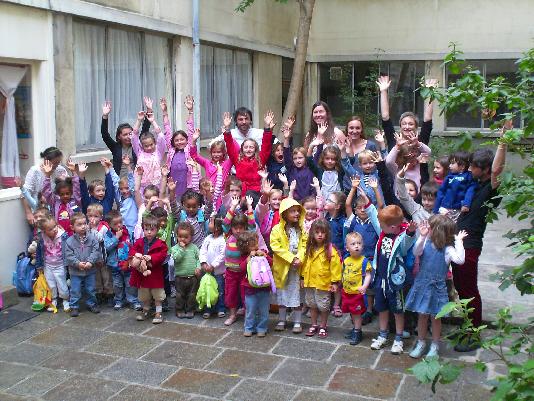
[32,271,56,313]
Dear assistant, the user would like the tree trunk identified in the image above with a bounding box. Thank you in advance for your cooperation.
[279,0,315,139]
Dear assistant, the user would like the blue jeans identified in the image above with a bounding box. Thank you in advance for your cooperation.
[244,290,270,334]
[70,273,97,310]
[111,268,139,306]
[207,274,225,314]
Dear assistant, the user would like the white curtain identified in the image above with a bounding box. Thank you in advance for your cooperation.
[73,22,106,149]
[0,65,28,179]
[201,45,253,138]
[106,28,143,137]
[143,34,172,126]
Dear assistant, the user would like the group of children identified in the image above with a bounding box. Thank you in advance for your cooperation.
[22,77,494,359]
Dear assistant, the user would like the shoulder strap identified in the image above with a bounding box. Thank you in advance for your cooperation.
[361,257,368,276]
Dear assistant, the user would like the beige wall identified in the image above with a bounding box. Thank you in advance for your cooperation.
[308,0,534,60]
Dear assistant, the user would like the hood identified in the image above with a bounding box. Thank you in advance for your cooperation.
[278,197,305,230]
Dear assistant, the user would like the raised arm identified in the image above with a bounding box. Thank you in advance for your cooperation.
[491,122,510,189]
[101,101,116,150]
[131,111,145,156]
[377,75,391,122]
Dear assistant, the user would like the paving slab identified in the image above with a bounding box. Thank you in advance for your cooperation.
[41,349,118,374]
[397,375,460,401]
[0,393,40,401]
[42,375,125,401]
[270,358,337,387]
[458,382,494,401]
[29,325,106,349]
[271,337,337,361]
[0,320,51,346]
[98,358,177,386]
[375,350,419,374]
[330,344,379,368]
[293,388,371,401]
[62,311,117,329]
[206,349,283,378]
[0,342,58,364]
[109,384,189,401]
[6,368,72,397]
[105,317,154,334]
[163,368,240,398]
[328,365,402,399]
[142,340,223,369]
[0,362,40,390]
[226,378,299,401]
[85,332,162,358]
[215,330,281,353]
[145,322,229,345]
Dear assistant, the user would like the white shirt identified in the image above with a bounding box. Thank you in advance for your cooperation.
[23,165,68,201]
[199,234,226,276]
[214,127,278,149]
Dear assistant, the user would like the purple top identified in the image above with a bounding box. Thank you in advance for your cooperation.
[171,150,188,200]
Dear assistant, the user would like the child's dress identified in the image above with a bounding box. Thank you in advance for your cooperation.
[405,237,464,315]
[42,176,81,236]
[131,126,167,195]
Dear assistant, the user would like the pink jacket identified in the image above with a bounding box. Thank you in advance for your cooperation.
[190,146,232,208]
[164,116,199,191]
[131,128,167,192]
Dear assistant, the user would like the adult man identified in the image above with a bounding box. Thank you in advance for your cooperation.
[451,124,508,352]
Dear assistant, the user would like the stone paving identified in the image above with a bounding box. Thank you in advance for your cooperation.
[0,296,504,401]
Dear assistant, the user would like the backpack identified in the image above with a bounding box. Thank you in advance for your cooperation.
[13,252,36,296]
[117,231,132,271]
[376,227,415,290]
[31,271,54,312]
[247,256,276,293]
[196,273,219,309]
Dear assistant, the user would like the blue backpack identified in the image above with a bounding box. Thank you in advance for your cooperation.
[13,252,36,296]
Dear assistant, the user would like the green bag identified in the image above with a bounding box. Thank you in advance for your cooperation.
[196,273,219,309]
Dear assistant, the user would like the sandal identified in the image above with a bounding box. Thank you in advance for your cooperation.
[275,321,286,331]
[318,327,328,338]
[152,313,163,324]
[332,305,343,318]
[306,325,319,337]
[224,315,237,326]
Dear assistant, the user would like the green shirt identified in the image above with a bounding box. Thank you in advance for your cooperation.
[171,243,200,277]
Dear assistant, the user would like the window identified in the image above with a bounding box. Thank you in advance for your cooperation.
[200,45,252,139]
[73,21,172,151]
[446,59,519,130]
[0,64,32,188]
[320,61,425,128]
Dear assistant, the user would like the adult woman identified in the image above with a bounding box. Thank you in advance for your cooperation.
[22,146,67,224]
[303,101,345,150]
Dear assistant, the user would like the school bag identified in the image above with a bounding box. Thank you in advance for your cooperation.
[376,229,416,290]
[31,271,55,312]
[247,256,276,293]
[13,252,36,296]
[196,273,219,309]
[117,231,132,271]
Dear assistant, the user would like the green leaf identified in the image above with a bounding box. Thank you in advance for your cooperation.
[436,301,460,319]
[473,361,487,372]
[439,363,463,384]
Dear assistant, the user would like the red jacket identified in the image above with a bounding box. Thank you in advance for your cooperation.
[224,129,273,194]
[128,237,168,289]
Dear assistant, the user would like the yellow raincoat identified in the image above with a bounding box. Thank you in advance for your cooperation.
[270,198,308,289]
[301,246,342,291]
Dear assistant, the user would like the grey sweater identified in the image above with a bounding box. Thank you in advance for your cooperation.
[65,232,102,276]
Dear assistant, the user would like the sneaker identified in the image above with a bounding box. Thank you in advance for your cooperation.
[114,302,123,311]
[426,342,439,358]
[349,329,363,346]
[185,311,194,319]
[292,323,303,334]
[133,303,143,311]
[152,313,163,324]
[202,312,211,319]
[88,305,101,314]
[391,339,404,355]
[136,311,149,321]
[70,308,79,317]
[62,301,71,312]
[217,311,226,318]
[370,336,388,350]
[257,332,266,338]
[409,340,427,359]
[243,331,253,337]
[47,300,57,312]
[106,295,114,307]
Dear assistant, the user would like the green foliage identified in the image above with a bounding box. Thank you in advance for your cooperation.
[408,357,463,394]
[235,0,287,12]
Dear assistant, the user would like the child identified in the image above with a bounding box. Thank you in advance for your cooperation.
[110,155,138,236]
[34,215,70,312]
[267,142,286,190]
[129,214,168,324]
[299,182,324,234]
[301,219,342,338]
[270,198,308,334]
[365,201,417,355]
[161,96,198,200]
[238,231,273,337]
[64,213,102,317]
[432,155,449,185]
[406,217,467,358]
[199,216,226,318]
[131,110,166,195]
[433,151,478,220]
[223,195,256,325]
[80,158,116,215]
[103,210,141,311]
[42,158,81,236]
[133,166,162,240]
[87,203,114,306]
[170,222,201,318]
[255,179,284,248]
[308,137,344,202]
[396,165,439,223]
[343,232,373,345]
[223,111,274,196]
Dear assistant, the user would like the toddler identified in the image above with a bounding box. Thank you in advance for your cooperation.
[80,158,116,215]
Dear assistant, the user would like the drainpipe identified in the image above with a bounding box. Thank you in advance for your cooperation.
[192,0,200,151]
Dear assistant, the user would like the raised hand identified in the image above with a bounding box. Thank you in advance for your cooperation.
[351,175,361,189]
[282,125,292,140]
[311,177,320,189]
[258,169,268,180]
[262,179,273,195]
[284,115,296,131]
[278,173,288,186]
[184,95,194,112]
[417,153,430,164]
[146,111,155,123]
[230,195,240,208]
[397,163,410,179]
[77,162,88,176]
[102,101,112,117]
[317,121,328,137]
[192,128,200,143]
[374,129,385,145]
[418,220,430,236]
[159,97,167,113]
[222,112,232,130]
[161,165,170,177]
[264,110,276,129]
[405,130,419,145]
[135,165,144,176]
[424,78,439,88]
[394,132,408,147]
[66,157,76,174]
[456,230,468,241]
[137,111,145,122]
[368,151,383,163]
[406,220,417,234]
[41,160,53,177]
[368,177,378,188]
[143,96,153,111]
[167,177,176,192]
[289,180,297,192]
[460,205,470,213]
[245,195,254,207]
[376,75,391,92]
[100,158,112,169]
